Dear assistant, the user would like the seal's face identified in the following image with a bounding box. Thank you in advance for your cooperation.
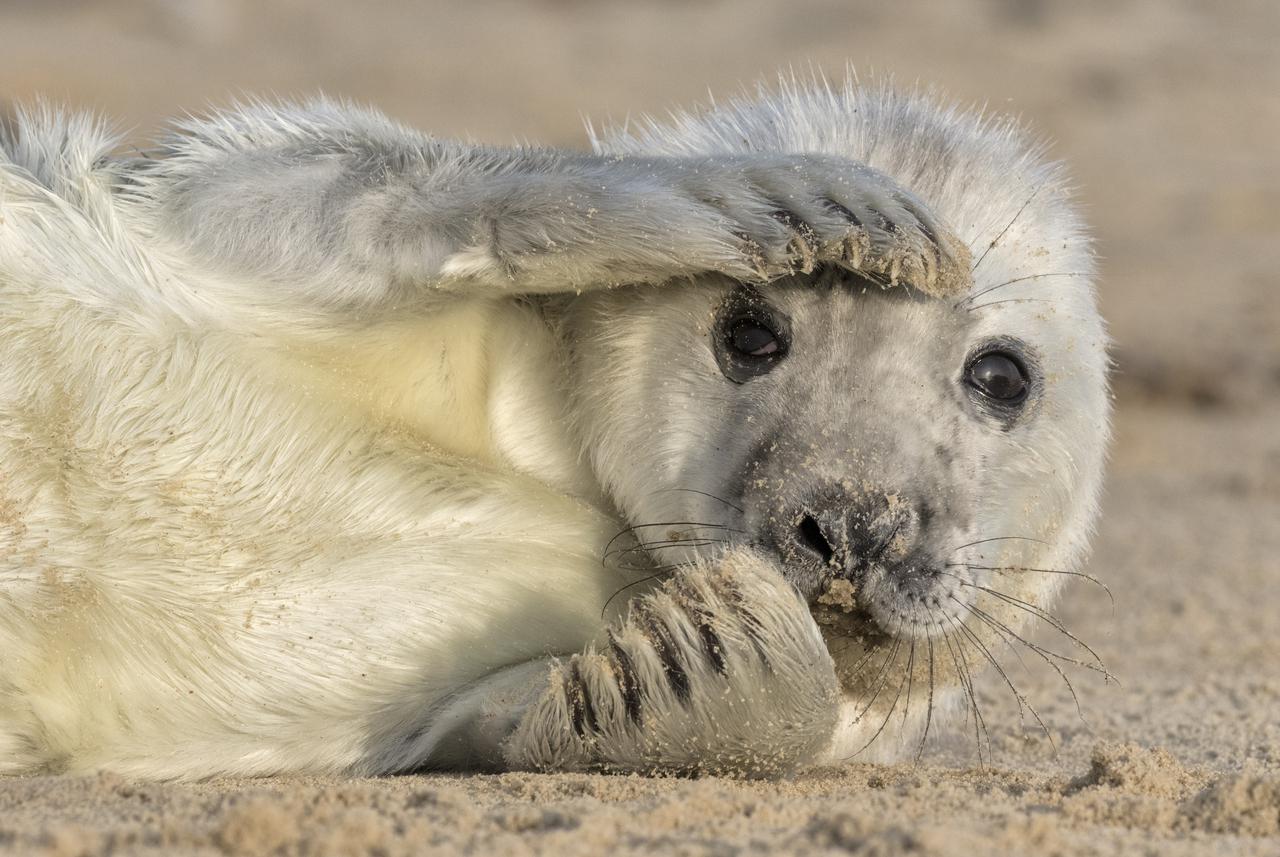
[579,83,1112,759]
[569,265,1106,650]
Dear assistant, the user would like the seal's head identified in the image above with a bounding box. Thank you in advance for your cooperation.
[568,79,1110,759]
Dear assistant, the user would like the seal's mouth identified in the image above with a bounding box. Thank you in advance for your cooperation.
[809,575,880,639]
[803,557,953,642]
[807,575,898,691]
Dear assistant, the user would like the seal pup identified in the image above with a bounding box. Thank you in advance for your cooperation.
[0,76,1108,777]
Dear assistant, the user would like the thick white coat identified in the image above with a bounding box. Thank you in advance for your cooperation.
[0,79,1108,777]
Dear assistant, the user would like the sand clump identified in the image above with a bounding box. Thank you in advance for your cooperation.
[1062,743,1280,839]
[1180,769,1280,838]
[1068,741,1204,799]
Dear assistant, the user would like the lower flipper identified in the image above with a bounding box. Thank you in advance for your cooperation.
[504,549,840,777]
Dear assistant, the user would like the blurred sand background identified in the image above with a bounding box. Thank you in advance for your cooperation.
[2,0,1278,853]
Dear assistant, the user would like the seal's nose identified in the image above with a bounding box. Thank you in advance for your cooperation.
[785,487,917,574]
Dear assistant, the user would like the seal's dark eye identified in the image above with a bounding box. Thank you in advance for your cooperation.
[713,290,791,383]
[728,318,782,357]
[966,352,1028,402]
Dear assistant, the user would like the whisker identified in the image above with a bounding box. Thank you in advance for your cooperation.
[902,632,917,732]
[829,637,886,679]
[602,521,740,559]
[967,297,1055,312]
[914,616,937,764]
[971,183,1044,273]
[953,597,1036,679]
[975,599,1114,683]
[598,568,677,619]
[937,568,1110,673]
[845,623,914,760]
[652,488,745,514]
[949,563,1114,606]
[949,535,1048,555]
[849,628,903,727]
[602,537,731,564]
[956,271,1086,309]
[953,615,1056,752]
[959,581,1109,673]
[958,598,1091,726]
[947,614,994,762]
[610,521,742,534]
[939,615,988,766]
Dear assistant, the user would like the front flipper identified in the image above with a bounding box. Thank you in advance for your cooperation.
[504,549,840,777]
[119,99,969,322]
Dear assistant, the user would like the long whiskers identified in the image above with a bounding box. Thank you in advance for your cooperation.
[845,627,914,760]
[941,612,990,766]
[602,537,732,566]
[956,579,1110,674]
[957,597,1091,725]
[848,629,903,728]
[956,272,1086,310]
[949,535,1048,554]
[841,540,1111,764]
[599,568,677,618]
[915,617,937,763]
[842,617,908,760]
[651,488,745,514]
[952,614,1055,751]
[598,518,742,618]
[602,521,743,559]
[949,562,1114,606]
[971,182,1044,274]
[966,297,1056,312]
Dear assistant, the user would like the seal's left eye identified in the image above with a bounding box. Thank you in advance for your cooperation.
[729,318,782,357]
[713,290,791,383]
[966,352,1028,402]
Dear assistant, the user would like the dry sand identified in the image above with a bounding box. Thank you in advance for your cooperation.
[2,0,1278,854]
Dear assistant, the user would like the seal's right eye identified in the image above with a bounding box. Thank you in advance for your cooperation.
[728,318,782,357]
[966,351,1029,403]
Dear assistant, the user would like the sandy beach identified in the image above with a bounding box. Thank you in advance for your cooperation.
[2,0,1278,853]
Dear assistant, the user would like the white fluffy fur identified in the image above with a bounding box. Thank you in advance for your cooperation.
[0,76,1108,778]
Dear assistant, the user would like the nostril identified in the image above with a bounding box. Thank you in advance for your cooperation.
[797,514,835,564]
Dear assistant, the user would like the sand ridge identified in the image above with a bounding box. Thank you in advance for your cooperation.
[3,744,1277,855]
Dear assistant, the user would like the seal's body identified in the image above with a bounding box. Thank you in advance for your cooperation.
[0,80,1107,778]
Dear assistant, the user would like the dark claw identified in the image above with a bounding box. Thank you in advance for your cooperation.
[718,581,773,674]
[566,660,591,737]
[636,603,691,703]
[670,578,727,676]
[769,210,819,249]
[821,197,861,227]
[697,620,727,676]
[898,198,939,249]
[730,229,769,277]
[608,631,643,726]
